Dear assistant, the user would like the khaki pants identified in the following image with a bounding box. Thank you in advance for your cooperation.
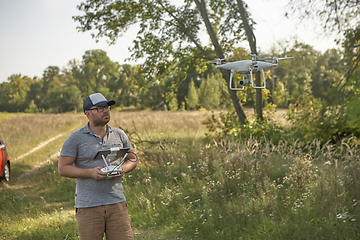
[76,202,134,240]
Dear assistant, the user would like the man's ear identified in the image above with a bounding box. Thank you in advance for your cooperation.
[84,110,90,118]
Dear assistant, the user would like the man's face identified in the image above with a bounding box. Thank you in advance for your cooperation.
[86,104,111,126]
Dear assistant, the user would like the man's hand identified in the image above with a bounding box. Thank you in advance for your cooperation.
[105,162,125,179]
[90,166,108,180]
[59,156,110,180]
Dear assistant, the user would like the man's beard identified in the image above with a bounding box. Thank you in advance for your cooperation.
[93,113,110,126]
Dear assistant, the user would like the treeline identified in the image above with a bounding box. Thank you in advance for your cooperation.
[0,41,348,113]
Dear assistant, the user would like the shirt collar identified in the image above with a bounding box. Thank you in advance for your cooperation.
[82,122,113,135]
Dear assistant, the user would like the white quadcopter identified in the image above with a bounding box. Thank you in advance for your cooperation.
[208,54,293,90]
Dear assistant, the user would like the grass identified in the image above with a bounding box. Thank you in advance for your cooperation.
[0,112,32,122]
[128,139,360,239]
[0,110,359,239]
[0,113,86,159]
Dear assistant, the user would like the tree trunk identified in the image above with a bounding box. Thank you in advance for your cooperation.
[221,69,247,125]
[236,0,263,120]
[195,0,247,125]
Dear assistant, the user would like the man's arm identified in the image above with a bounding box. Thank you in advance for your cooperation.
[58,156,107,180]
[119,150,137,177]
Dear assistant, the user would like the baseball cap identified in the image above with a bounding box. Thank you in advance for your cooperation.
[83,93,115,112]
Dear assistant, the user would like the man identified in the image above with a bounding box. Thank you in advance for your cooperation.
[58,93,137,240]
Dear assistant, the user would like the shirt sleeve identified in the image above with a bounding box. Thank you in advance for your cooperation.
[119,130,133,150]
[60,132,78,158]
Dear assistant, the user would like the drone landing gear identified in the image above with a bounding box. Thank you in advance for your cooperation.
[229,68,266,91]
[229,70,244,90]
[250,68,266,89]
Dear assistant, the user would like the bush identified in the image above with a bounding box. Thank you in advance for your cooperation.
[202,110,285,144]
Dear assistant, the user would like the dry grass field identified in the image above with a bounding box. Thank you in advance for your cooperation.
[3,109,358,240]
[0,113,86,159]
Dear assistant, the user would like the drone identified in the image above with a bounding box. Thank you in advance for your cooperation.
[207,54,294,90]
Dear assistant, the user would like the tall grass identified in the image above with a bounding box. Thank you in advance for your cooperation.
[0,110,359,239]
[0,112,32,122]
[0,113,86,159]
[125,136,360,239]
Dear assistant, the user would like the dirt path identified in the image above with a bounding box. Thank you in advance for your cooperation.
[13,133,64,162]
[18,151,60,179]
[14,121,84,179]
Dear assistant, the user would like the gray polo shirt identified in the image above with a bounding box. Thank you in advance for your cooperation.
[60,123,132,208]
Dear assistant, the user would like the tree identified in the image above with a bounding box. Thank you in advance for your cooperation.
[0,74,35,112]
[198,75,221,110]
[311,49,345,102]
[42,66,63,109]
[287,0,359,35]
[25,100,40,113]
[43,66,62,93]
[111,64,143,108]
[167,92,178,111]
[48,85,83,113]
[273,40,317,104]
[25,81,43,111]
[140,84,163,109]
[236,0,263,120]
[75,50,120,97]
[185,80,199,110]
[287,0,360,102]
[273,81,289,108]
[284,1,360,139]
[73,0,253,124]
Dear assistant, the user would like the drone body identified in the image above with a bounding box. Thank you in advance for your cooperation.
[216,59,277,73]
[208,55,293,90]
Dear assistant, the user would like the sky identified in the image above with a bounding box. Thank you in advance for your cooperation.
[0,0,340,83]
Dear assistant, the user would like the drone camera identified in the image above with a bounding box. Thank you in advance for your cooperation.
[238,79,250,86]
[238,74,250,86]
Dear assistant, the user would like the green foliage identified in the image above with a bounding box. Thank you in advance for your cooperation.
[311,49,345,102]
[273,41,316,104]
[126,136,360,239]
[198,75,221,110]
[202,110,285,144]
[185,80,199,110]
[167,92,178,111]
[284,38,360,145]
[287,0,359,35]
[140,84,164,110]
[274,81,289,108]
[179,102,186,111]
[48,85,83,113]
[0,74,35,112]
[73,0,250,74]
[75,49,120,96]
[72,0,256,124]
[286,94,360,145]
[25,100,40,113]
[345,95,360,130]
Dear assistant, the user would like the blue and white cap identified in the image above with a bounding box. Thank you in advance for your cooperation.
[83,93,115,112]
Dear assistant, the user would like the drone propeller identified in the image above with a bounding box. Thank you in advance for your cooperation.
[277,57,294,60]
[260,56,294,61]
[258,56,294,64]
[249,54,259,61]
[206,58,227,64]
